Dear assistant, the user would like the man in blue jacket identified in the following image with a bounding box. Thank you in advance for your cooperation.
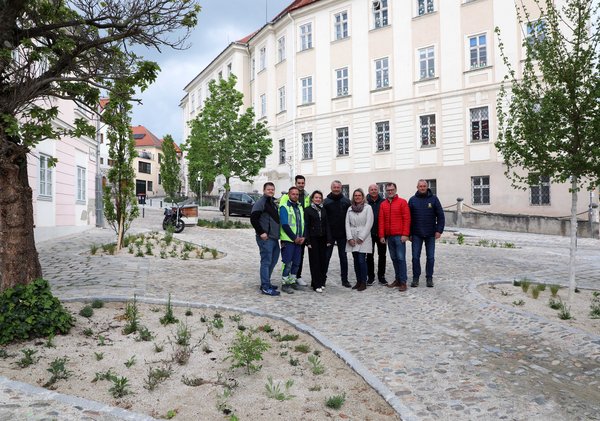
[408,179,445,288]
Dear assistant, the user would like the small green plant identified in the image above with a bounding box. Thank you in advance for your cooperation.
[512,299,525,306]
[92,368,117,383]
[278,334,299,342]
[145,243,153,256]
[90,244,99,255]
[90,299,104,309]
[550,284,560,297]
[83,328,94,337]
[558,305,573,320]
[265,376,294,401]
[503,242,516,248]
[183,242,194,252]
[520,279,531,293]
[477,239,489,247]
[164,225,175,245]
[143,364,172,391]
[128,244,134,254]
[135,246,144,257]
[590,291,600,319]
[154,342,165,353]
[44,357,71,387]
[97,335,107,346]
[181,251,189,260]
[513,280,522,287]
[536,284,546,292]
[212,317,224,330]
[200,315,208,323]
[181,375,205,387]
[237,325,246,332]
[313,350,321,357]
[17,348,38,368]
[79,305,94,318]
[103,243,116,255]
[175,322,192,346]
[94,352,104,361]
[258,324,274,333]
[229,314,242,323]
[501,290,509,296]
[109,376,131,398]
[308,354,325,375]
[294,344,310,353]
[123,295,139,335]
[289,356,300,366]
[165,409,177,419]
[210,248,218,259]
[308,385,322,392]
[160,250,167,259]
[325,393,346,409]
[216,387,233,415]
[226,331,271,374]
[548,297,563,310]
[160,294,179,325]
[0,349,9,359]
[124,355,136,368]
[136,326,153,342]
[456,233,465,245]
[531,287,541,299]
[185,307,193,317]
[45,333,56,348]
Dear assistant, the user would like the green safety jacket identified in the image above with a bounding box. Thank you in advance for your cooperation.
[279,200,305,242]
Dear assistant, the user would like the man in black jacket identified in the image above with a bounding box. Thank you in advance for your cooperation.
[366,184,388,286]
[408,179,445,288]
[323,180,351,287]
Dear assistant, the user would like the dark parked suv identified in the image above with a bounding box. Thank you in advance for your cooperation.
[219,192,262,216]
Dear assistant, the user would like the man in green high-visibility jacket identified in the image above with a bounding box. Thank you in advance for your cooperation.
[279,186,305,294]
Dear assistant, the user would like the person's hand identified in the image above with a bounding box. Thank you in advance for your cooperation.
[357,238,363,245]
[307,244,312,249]
[260,233,268,240]
[435,232,441,240]
[401,235,409,243]
[380,237,386,244]
[294,237,302,244]
[348,239,356,247]
[326,243,331,247]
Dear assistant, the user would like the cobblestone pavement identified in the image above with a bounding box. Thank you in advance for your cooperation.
[6,208,600,420]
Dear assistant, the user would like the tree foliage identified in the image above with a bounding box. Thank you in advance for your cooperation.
[160,134,182,201]
[186,75,272,221]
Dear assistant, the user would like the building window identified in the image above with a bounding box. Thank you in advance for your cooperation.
[420,114,436,147]
[76,166,86,202]
[277,36,286,62]
[100,157,104,165]
[375,121,390,152]
[300,23,312,50]
[139,161,151,174]
[99,133,104,144]
[227,62,232,76]
[147,180,153,192]
[470,106,490,142]
[472,176,490,205]
[302,132,313,160]
[526,19,546,45]
[259,47,266,71]
[334,11,349,40]
[158,173,161,185]
[376,182,388,195]
[336,67,349,96]
[425,179,437,196]
[218,70,222,79]
[278,86,286,112]
[39,154,53,197]
[469,34,487,68]
[301,76,313,104]
[190,92,195,110]
[341,184,350,198]
[417,0,434,16]
[375,57,389,88]
[530,175,551,205]
[336,127,349,156]
[419,46,435,79]
[251,56,255,80]
[373,0,389,28]
[279,139,286,165]
[108,159,115,167]
[260,94,266,117]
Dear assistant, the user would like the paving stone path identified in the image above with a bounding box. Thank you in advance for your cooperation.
[4,208,600,420]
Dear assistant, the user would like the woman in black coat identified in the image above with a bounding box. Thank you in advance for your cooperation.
[304,190,332,292]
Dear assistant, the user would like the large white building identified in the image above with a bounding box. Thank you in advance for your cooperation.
[181,0,597,217]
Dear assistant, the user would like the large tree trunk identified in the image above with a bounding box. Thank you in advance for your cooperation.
[568,178,578,305]
[0,140,42,291]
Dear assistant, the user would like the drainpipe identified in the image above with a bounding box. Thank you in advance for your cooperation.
[288,12,297,182]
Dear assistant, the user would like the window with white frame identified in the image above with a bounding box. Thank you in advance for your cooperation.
[301,76,313,104]
[419,47,435,79]
[425,179,437,196]
[373,0,388,28]
[278,86,286,112]
[39,154,53,197]
[530,175,550,205]
[334,11,349,40]
[342,184,350,198]
[469,34,487,68]
[336,67,349,96]
[259,47,266,71]
[218,71,223,79]
[417,0,434,16]
[260,94,266,117]
[76,166,86,202]
[336,127,349,156]
[470,106,490,142]
[419,114,436,147]
[277,36,286,62]
[147,180,153,192]
[375,121,390,152]
[472,176,490,205]
[300,23,312,50]
[526,19,546,45]
[139,161,151,174]
[302,132,313,160]
[375,57,389,89]
[279,139,286,165]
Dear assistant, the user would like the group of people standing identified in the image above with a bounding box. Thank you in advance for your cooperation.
[250,176,445,296]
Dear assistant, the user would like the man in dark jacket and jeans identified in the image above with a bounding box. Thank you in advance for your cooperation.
[251,182,281,296]
[366,184,387,285]
[408,179,445,288]
[324,180,351,287]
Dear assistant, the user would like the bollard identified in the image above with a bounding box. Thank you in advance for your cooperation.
[150,198,153,206]
[142,205,145,218]
[160,200,163,208]
[456,197,464,228]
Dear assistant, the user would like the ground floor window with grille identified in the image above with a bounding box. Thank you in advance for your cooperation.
[39,154,53,198]
[76,166,86,202]
[342,184,350,199]
[279,139,286,164]
[302,132,313,160]
[138,161,151,174]
[336,127,349,156]
[375,121,390,152]
[425,179,437,196]
[530,175,550,205]
[420,114,436,147]
[470,106,489,142]
[472,176,490,205]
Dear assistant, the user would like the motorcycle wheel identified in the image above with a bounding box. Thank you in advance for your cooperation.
[174,219,185,233]
[162,220,168,230]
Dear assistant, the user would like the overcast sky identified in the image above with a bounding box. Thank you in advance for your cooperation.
[131,0,292,143]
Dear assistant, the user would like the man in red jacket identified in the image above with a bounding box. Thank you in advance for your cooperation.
[378,182,411,292]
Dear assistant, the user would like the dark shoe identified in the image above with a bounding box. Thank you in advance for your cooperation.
[410,278,419,288]
[261,287,280,296]
[426,277,434,288]
[351,283,358,290]
[387,280,401,288]
[398,283,408,292]
[342,281,352,288]
[281,285,294,294]
[378,279,388,286]
[367,279,375,286]
[290,283,301,290]
[357,282,367,291]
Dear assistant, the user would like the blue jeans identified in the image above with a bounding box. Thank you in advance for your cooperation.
[281,241,302,279]
[325,238,349,284]
[352,252,368,283]
[386,236,407,283]
[411,235,436,279]
[256,237,280,289]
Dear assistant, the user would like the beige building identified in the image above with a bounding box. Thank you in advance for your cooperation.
[181,0,597,217]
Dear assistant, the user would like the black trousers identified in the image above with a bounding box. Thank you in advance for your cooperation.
[367,234,387,281]
[296,243,306,278]
[307,237,328,289]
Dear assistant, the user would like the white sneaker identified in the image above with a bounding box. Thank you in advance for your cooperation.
[296,278,308,286]
[315,287,323,293]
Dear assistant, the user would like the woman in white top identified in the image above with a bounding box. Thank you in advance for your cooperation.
[345,188,373,291]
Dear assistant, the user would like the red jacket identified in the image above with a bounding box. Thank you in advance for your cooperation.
[378,195,411,238]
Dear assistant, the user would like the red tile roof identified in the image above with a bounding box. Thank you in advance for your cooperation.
[99,98,109,110]
[237,30,259,44]
[131,125,182,153]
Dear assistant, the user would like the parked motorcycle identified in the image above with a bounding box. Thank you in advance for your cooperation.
[163,205,185,233]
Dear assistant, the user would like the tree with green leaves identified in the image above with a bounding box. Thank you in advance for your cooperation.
[160,134,182,202]
[496,0,600,303]
[102,81,139,251]
[0,0,200,290]
[186,75,272,222]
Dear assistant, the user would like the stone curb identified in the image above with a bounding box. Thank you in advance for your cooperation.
[62,295,419,421]
[0,376,156,420]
